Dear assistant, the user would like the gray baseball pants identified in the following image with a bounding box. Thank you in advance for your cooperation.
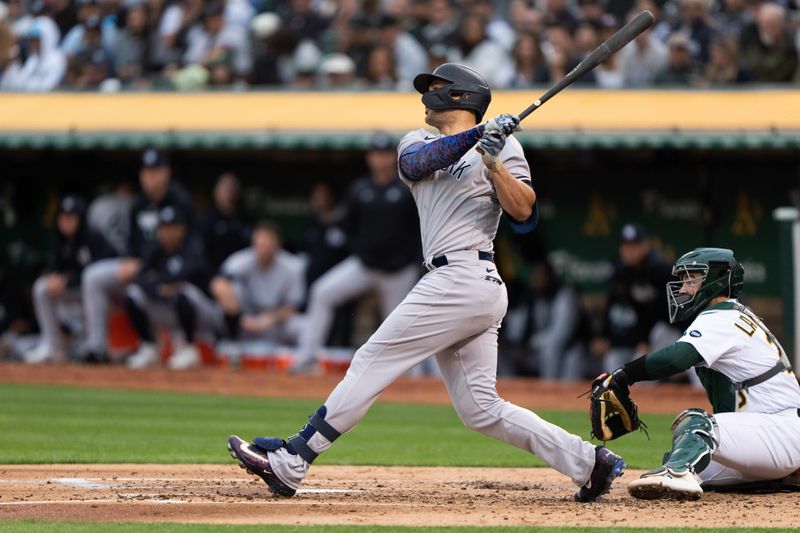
[126,282,221,341]
[81,258,128,353]
[31,276,82,352]
[304,252,597,486]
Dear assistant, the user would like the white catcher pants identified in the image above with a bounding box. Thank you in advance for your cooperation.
[700,410,800,486]
[304,252,597,486]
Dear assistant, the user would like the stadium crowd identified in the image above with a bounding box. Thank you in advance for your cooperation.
[0,0,798,91]
[0,143,691,382]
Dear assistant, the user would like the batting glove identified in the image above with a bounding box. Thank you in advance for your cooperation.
[478,131,506,168]
[484,113,520,136]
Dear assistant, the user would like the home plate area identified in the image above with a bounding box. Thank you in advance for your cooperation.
[1,464,797,527]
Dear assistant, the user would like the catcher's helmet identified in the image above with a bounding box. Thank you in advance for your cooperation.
[667,247,745,323]
[413,63,491,122]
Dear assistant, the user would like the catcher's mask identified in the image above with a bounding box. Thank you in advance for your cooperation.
[413,63,492,122]
[667,247,744,323]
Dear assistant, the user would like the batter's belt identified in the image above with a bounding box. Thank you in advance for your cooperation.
[423,250,494,272]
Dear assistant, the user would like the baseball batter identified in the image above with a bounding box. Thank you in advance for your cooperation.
[228,63,625,502]
[593,247,800,500]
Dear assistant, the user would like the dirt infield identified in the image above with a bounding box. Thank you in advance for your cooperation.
[1,464,798,528]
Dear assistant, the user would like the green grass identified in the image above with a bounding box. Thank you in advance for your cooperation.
[0,382,670,468]
[0,524,794,533]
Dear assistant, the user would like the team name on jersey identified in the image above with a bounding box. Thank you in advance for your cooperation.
[443,160,472,180]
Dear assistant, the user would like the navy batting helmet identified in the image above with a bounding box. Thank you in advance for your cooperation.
[413,63,491,122]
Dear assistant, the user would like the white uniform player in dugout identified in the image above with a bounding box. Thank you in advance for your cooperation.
[593,247,800,500]
[228,63,626,502]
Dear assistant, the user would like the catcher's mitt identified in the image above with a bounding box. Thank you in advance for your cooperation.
[589,370,644,441]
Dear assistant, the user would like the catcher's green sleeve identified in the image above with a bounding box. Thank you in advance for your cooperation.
[623,342,703,384]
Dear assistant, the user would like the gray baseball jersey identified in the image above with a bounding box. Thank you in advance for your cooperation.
[221,248,305,314]
[397,129,531,260]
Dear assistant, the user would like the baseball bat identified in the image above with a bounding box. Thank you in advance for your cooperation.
[517,10,655,121]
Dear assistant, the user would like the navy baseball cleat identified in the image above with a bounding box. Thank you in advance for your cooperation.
[227,435,296,497]
[574,446,626,502]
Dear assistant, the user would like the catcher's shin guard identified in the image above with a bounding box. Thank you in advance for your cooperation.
[664,408,718,474]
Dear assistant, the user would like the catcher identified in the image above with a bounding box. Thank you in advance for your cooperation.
[590,247,800,500]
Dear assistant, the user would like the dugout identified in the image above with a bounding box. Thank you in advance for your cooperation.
[1,90,799,363]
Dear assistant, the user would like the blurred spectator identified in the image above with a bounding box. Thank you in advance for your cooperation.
[280,0,329,41]
[318,52,356,88]
[183,1,249,77]
[301,182,353,347]
[470,0,516,51]
[224,0,255,32]
[290,133,421,373]
[447,12,514,88]
[510,32,550,87]
[361,44,397,88]
[419,0,458,48]
[543,23,596,85]
[6,0,34,37]
[635,0,670,42]
[606,0,636,26]
[25,196,114,363]
[543,0,581,32]
[50,0,77,39]
[654,32,701,85]
[199,172,250,273]
[61,1,114,58]
[110,2,151,84]
[617,18,668,87]
[79,148,193,363]
[590,223,676,371]
[157,0,203,68]
[575,20,599,56]
[87,180,136,257]
[0,23,65,91]
[64,48,112,90]
[210,222,305,349]
[577,0,606,26]
[26,0,61,45]
[739,3,798,83]
[316,0,358,54]
[378,14,427,88]
[671,0,717,63]
[699,34,751,86]
[503,261,590,380]
[509,0,545,36]
[250,14,321,86]
[712,0,753,40]
[124,205,215,369]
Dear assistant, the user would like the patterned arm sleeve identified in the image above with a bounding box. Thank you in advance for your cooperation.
[399,125,485,181]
